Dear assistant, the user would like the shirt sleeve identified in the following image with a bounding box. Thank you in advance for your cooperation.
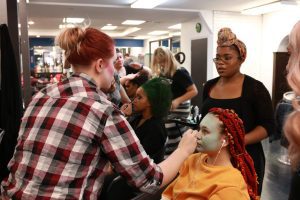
[173,67,194,89]
[253,81,275,136]
[100,107,163,194]
[209,187,250,200]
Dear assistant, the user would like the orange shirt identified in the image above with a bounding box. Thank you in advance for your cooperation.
[162,153,250,200]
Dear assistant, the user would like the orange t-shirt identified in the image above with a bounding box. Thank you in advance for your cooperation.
[162,153,250,200]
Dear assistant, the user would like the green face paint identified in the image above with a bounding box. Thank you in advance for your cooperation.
[196,113,222,152]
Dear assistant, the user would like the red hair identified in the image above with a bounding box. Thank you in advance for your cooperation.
[56,27,115,66]
[209,107,258,200]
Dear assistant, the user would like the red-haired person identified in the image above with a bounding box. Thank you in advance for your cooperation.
[284,20,300,200]
[0,27,197,200]
[162,108,258,200]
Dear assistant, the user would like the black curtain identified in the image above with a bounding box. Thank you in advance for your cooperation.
[0,24,23,182]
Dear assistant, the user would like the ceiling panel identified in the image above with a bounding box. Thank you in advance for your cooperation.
[25,0,279,37]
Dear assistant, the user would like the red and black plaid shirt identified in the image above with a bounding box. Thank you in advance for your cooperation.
[1,73,162,199]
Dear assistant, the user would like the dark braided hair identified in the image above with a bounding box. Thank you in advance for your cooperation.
[209,107,258,200]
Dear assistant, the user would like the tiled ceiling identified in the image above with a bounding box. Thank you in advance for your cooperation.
[26,0,278,38]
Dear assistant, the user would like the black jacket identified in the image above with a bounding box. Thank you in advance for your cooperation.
[0,24,23,182]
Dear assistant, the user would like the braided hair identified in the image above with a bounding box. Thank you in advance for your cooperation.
[209,107,258,200]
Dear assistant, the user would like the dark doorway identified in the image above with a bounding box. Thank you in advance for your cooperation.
[191,38,207,110]
[272,52,290,108]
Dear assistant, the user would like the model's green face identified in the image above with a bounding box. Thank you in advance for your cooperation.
[196,113,223,153]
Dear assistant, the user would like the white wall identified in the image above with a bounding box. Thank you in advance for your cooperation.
[213,12,263,84]
[261,10,300,93]
[143,9,300,97]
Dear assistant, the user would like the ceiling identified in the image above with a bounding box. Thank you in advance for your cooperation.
[25,0,278,38]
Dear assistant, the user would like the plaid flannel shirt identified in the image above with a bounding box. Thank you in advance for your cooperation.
[1,73,163,199]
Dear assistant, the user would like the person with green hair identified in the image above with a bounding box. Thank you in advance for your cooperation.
[129,77,172,163]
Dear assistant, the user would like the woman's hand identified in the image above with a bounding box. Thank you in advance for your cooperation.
[171,99,180,111]
[120,103,133,116]
[177,129,198,156]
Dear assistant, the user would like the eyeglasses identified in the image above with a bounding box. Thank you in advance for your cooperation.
[213,56,241,63]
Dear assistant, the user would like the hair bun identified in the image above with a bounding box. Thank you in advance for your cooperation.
[56,27,85,57]
[217,27,237,46]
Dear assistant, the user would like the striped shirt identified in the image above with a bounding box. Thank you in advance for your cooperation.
[1,73,162,199]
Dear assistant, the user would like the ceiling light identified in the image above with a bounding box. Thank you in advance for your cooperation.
[122,20,146,25]
[36,35,40,38]
[134,35,151,39]
[169,32,181,37]
[168,24,181,30]
[62,18,85,24]
[121,27,141,36]
[59,24,75,29]
[101,25,118,31]
[28,20,35,25]
[148,30,169,36]
[107,24,112,26]
[131,0,167,9]
[241,0,299,15]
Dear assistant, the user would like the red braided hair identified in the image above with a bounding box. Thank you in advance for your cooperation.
[209,107,258,200]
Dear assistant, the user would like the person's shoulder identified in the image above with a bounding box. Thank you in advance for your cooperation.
[244,75,264,86]
[204,76,220,88]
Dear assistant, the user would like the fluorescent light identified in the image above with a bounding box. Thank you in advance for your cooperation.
[122,20,146,25]
[17,0,29,3]
[169,32,181,37]
[148,30,169,36]
[28,20,35,25]
[168,24,181,30]
[103,27,141,37]
[107,24,112,26]
[59,24,75,29]
[101,25,118,31]
[62,18,85,23]
[131,0,167,9]
[121,27,141,36]
[134,35,151,39]
[241,0,299,15]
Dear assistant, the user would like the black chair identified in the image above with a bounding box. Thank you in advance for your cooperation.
[99,174,138,200]
[99,173,167,200]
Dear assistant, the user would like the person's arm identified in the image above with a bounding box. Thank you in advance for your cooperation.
[120,73,138,85]
[158,130,195,187]
[120,85,131,104]
[245,126,268,145]
[245,81,275,145]
[100,109,197,193]
[171,84,198,110]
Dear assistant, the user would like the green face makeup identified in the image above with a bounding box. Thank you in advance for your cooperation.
[196,113,222,152]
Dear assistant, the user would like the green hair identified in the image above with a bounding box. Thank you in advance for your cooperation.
[141,77,172,119]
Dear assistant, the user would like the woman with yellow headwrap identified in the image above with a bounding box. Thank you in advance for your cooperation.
[201,28,275,197]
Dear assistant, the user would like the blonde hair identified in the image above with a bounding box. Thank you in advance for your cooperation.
[56,27,85,60]
[284,21,300,171]
[151,46,179,78]
[286,21,300,95]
